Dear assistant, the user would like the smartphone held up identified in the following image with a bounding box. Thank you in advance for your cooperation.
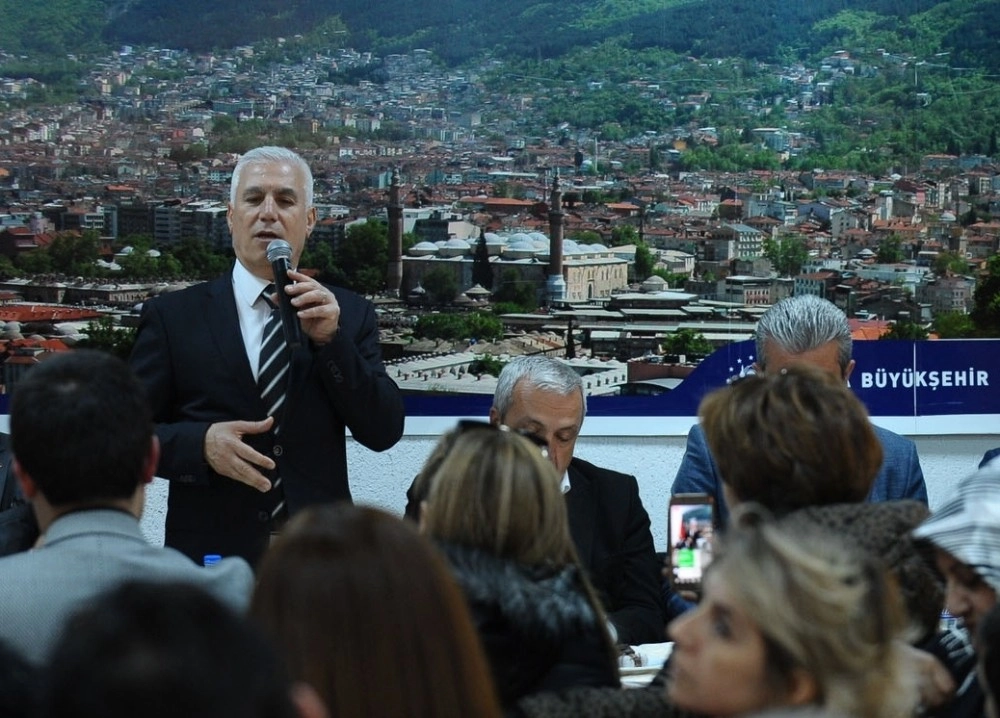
[667,493,717,595]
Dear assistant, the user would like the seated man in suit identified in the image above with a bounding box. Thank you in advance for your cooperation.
[0,350,253,665]
[407,356,665,646]
[673,294,928,528]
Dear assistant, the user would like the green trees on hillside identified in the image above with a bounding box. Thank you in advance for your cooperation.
[763,235,809,277]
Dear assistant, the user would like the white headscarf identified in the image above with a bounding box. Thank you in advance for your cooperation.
[913,460,1000,594]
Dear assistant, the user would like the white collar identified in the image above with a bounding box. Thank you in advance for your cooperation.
[232,259,271,307]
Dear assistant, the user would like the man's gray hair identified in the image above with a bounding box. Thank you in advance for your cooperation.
[754,295,853,373]
[493,356,587,420]
[230,146,314,207]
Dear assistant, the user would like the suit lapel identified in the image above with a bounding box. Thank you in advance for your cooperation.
[565,461,596,565]
[204,275,259,400]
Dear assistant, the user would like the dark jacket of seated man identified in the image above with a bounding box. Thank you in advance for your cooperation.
[405,456,665,646]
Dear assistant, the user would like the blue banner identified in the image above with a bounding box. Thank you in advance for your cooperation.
[403,339,1000,419]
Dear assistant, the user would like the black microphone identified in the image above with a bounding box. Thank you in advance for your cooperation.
[265,239,303,349]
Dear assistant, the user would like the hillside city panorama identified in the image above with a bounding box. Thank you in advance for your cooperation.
[0,40,998,397]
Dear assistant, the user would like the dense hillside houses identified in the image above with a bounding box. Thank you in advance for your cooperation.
[1,43,998,378]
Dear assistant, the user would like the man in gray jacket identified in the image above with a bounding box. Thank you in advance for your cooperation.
[0,350,253,664]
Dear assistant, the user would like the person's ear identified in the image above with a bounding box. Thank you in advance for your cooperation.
[784,667,819,707]
[13,458,38,500]
[141,436,160,486]
[290,682,329,718]
[488,406,501,426]
[843,358,856,385]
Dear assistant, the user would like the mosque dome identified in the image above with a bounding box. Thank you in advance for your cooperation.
[408,241,439,257]
[439,238,471,257]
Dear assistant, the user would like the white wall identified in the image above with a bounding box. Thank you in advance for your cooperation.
[139,429,1000,551]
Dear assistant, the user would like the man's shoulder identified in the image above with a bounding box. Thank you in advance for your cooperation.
[570,457,637,486]
[871,424,917,454]
[143,277,223,310]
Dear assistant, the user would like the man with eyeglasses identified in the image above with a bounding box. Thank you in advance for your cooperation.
[406,355,665,646]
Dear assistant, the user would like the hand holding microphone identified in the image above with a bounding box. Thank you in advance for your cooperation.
[266,239,303,349]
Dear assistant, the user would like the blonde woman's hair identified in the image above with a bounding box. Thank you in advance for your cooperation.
[717,507,918,718]
[423,427,577,566]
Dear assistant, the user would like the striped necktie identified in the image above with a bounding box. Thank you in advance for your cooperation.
[258,284,289,524]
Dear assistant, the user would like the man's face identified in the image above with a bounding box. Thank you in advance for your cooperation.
[228,160,317,281]
[756,339,854,383]
[491,381,583,478]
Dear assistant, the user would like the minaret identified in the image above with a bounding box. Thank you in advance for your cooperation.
[547,172,567,304]
[387,167,403,297]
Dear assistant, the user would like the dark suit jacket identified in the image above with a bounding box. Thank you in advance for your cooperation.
[130,271,404,566]
[981,448,1000,468]
[565,458,665,646]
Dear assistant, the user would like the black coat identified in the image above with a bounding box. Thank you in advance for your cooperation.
[440,543,620,708]
[130,271,404,566]
[565,457,665,645]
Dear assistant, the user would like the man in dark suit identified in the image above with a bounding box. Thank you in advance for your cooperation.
[407,356,665,646]
[130,146,404,567]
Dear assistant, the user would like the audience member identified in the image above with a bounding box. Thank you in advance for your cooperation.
[420,424,620,708]
[130,145,404,566]
[251,503,502,718]
[46,581,302,718]
[672,294,927,526]
[696,366,954,712]
[406,355,664,646]
[679,367,943,639]
[666,512,917,718]
[913,461,1000,718]
[699,365,882,514]
[516,511,917,718]
[0,350,253,664]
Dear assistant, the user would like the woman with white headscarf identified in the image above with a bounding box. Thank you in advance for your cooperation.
[913,461,1000,718]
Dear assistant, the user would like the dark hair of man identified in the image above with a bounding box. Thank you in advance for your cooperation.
[252,503,502,718]
[700,365,882,514]
[10,350,153,506]
[46,581,296,718]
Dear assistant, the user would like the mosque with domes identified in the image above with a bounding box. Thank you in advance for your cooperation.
[402,231,629,304]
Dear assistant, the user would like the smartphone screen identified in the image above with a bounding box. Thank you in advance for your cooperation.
[668,494,716,592]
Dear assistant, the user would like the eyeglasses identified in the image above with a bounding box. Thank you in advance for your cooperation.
[455,420,550,460]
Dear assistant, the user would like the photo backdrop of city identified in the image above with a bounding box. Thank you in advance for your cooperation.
[1,0,1000,414]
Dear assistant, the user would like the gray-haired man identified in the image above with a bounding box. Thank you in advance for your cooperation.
[672,294,927,527]
[407,356,665,645]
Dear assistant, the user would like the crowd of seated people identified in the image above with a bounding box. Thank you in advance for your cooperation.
[5,312,1000,718]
